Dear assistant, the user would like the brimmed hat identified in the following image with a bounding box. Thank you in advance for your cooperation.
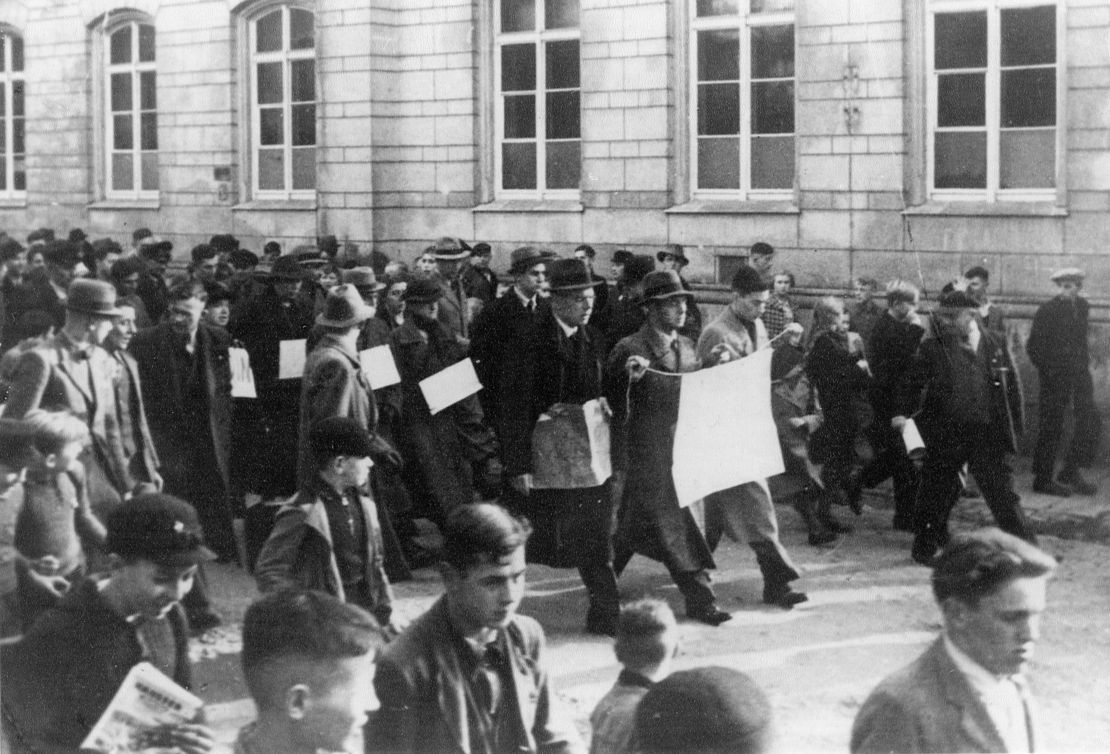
[341,266,387,294]
[92,238,123,259]
[0,418,37,469]
[433,236,472,261]
[612,249,634,265]
[291,246,329,268]
[642,270,694,302]
[508,246,553,275]
[1050,267,1084,284]
[471,242,492,257]
[209,234,240,253]
[316,284,375,328]
[402,278,443,304]
[938,290,979,310]
[309,416,375,460]
[731,265,769,295]
[548,258,598,292]
[268,255,310,281]
[137,235,173,257]
[67,279,124,318]
[106,493,218,567]
[656,244,689,266]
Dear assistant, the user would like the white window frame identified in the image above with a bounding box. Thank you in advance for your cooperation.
[0,27,25,201]
[926,0,1063,203]
[248,3,316,201]
[104,19,158,201]
[493,0,581,200]
[688,3,796,201]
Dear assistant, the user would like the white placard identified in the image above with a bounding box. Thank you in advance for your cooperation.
[229,347,257,398]
[359,345,401,389]
[901,417,926,460]
[278,339,307,380]
[81,662,203,753]
[418,358,482,415]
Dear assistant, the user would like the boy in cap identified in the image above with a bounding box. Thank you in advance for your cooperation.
[2,493,216,753]
[256,416,397,633]
[236,589,383,754]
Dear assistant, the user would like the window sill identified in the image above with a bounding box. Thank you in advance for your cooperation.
[231,199,318,212]
[88,199,161,211]
[473,199,583,214]
[903,202,1067,218]
[0,197,28,209]
[665,199,800,215]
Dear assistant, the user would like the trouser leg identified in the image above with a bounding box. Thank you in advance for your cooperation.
[914,440,964,550]
[969,442,1032,542]
[579,562,620,629]
[750,540,800,592]
[670,569,716,615]
[1065,370,1100,470]
[1033,376,1068,481]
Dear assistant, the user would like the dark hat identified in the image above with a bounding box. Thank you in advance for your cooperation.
[749,241,775,258]
[316,235,340,255]
[27,228,55,245]
[132,227,153,244]
[548,258,598,293]
[635,667,772,754]
[937,290,979,310]
[316,284,375,328]
[612,249,634,265]
[67,228,88,243]
[43,240,81,269]
[209,234,240,253]
[0,418,37,469]
[91,238,124,259]
[227,249,260,270]
[341,266,387,293]
[1050,267,1085,284]
[624,254,657,285]
[433,236,472,261]
[642,270,694,302]
[309,416,376,460]
[137,235,173,258]
[402,277,443,304]
[656,244,689,266]
[0,238,24,261]
[731,265,769,295]
[508,246,553,275]
[191,243,218,263]
[291,245,329,268]
[67,278,125,317]
[269,254,310,281]
[106,493,217,567]
[203,281,232,305]
[471,242,492,257]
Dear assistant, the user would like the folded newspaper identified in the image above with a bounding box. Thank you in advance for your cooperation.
[81,661,203,753]
[530,399,612,489]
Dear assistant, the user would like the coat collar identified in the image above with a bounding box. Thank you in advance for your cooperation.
[928,639,1011,753]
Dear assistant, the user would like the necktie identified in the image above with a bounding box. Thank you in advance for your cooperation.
[115,354,136,457]
[670,338,682,372]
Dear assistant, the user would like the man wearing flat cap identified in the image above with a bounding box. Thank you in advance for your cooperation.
[893,291,1031,566]
[135,235,174,322]
[429,236,473,343]
[1026,268,1099,497]
[462,241,498,306]
[600,254,656,353]
[852,528,1056,753]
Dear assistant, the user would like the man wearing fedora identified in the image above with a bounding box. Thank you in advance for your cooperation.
[340,267,392,353]
[1027,267,1100,497]
[499,258,621,635]
[600,254,655,354]
[430,236,473,343]
[656,243,702,341]
[573,243,610,316]
[604,270,732,626]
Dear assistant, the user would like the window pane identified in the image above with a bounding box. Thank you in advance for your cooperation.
[257,62,283,104]
[110,26,132,64]
[502,142,537,189]
[546,91,579,139]
[292,104,315,146]
[698,29,739,82]
[503,95,535,138]
[292,147,315,189]
[291,59,315,102]
[141,152,158,190]
[546,140,580,189]
[1001,69,1054,127]
[937,73,984,127]
[752,81,794,133]
[934,131,986,189]
[111,73,132,112]
[260,108,284,145]
[114,114,133,150]
[0,36,6,72]
[752,25,793,79]
[12,119,22,154]
[13,156,23,190]
[0,88,4,119]
[256,10,283,52]
[139,24,155,62]
[545,0,579,29]
[141,112,157,150]
[698,83,740,135]
[751,134,794,189]
[546,40,579,89]
[0,112,5,145]
[751,0,793,11]
[935,12,986,70]
[0,158,6,189]
[140,71,156,110]
[258,148,284,190]
[112,153,134,190]
[501,0,535,32]
[1001,6,1055,67]
[290,8,315,49]
[501,45,536,92]
[697,0,740,16]
[11,35,22,73]
[698,137,740,189]
[12,82,22,117]
[1000,129,1054,189]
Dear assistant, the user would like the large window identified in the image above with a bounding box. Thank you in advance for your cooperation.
[106,20,157,198]
[0,29,24,200]
[495,0,580,197]
[691,0,795,198]
[250,4,315,198]
[928,1,1058,200]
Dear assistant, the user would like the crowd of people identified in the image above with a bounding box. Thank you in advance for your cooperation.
[0,224,1094,753]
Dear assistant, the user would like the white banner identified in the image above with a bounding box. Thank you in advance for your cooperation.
[278,339,307,380]
[419,358,482,415]
[360,345,401,389]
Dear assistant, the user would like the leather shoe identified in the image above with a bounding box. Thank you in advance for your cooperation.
[689,606,733,626]
[1032,479,1071,497]
[762,588,808,609]
[1058,469,1097,496]
[911,538,938,567]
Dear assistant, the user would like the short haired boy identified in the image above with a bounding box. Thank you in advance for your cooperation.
[236,589,384,754]
[589,600,679,754]
[3,493,216,752]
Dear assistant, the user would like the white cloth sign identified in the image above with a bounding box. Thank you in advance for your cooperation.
[229,347,257,398]
[531,399,612,489]
[359,346,401,389]
[671,348,785,508]
[278,339,307,380]
[419,358,482,415]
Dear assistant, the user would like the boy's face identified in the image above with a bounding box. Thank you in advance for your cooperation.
[295,654,376,753]
[47,439,87,473]
[446,546,527,633]
[203,300,231,328]
[337,456,373,489]
[111,560,198,619]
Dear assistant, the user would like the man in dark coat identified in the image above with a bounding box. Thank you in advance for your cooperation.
[462,241,498,305]
[894,291,1032,565]
[604,271,732,626]
[500,259,620,635]
[6,240,82,331]
[600,254,655,354]
[135,236,174,323]
[1026,268,1100,496]
[573,244,609,319]
[430,236,473,343]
